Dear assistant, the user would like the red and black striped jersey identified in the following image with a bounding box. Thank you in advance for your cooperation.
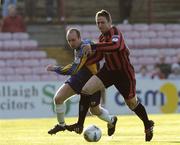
[86,26,132,71]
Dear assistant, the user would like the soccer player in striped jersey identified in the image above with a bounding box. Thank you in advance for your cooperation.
[47,28,117,136]
[81,10,154,141]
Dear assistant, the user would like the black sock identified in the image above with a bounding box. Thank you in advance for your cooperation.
[133,103,150,129]
[77,94,90,127]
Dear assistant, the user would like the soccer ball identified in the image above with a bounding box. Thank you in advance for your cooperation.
[83,125,102,142]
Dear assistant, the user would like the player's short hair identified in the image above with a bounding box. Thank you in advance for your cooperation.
[95,9,112,22]
[66,28,81,39]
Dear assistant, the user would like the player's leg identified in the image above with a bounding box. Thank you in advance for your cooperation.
[65,94,91,134]
[82,65,113,96]
[65,91,100,134]
[66,89,117,136]
[68,67,96,129]
[48,83,76,135]
[81,75,105,95]
[125,97,154,142]
[82,66,117,136]
[50,67,93,134]
[77,94,90,127]
[66,68,110,133]
[54,84,76,123]
[90,105,117,136]
[89,91,110,121]
[65,67,96,133]
[100,88,106,106]
[114,69,154,141]
[89,90,117,136]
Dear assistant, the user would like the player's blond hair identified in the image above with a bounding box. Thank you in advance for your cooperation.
[95,9,112,23]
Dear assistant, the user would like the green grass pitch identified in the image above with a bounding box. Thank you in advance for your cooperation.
[0,114,180,145]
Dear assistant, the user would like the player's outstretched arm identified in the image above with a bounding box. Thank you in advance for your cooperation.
[46,64,59,71]
[46,63,75,75]
[46,64,66,75]
[46,64,62,74]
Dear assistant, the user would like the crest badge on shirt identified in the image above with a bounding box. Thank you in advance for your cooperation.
[112,35,120,42]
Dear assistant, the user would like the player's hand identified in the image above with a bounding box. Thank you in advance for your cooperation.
[82,44,92,56]
[46,64,56,71]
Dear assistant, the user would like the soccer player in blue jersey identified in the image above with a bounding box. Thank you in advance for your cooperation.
[47,28,117,136]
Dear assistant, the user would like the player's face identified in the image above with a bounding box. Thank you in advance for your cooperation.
[67,31,81,49]
[96,16,111,34]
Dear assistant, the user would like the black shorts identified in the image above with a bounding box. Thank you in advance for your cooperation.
[96,65,136,100]
[65,67,101,107]
[65,67,92,94]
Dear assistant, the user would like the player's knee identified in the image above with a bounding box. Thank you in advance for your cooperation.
[89,107,101,116]
[54,96,60,104]
[125,97,138,110]
[126,102,138,110]
[54,94,64,104]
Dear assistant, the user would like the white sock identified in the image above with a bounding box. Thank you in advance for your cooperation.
[55,104,66,125]
[97,107,112,124]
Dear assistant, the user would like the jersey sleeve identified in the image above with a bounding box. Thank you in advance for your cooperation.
[91,27,125,52]
[53,64,72,75]
[53,50,87,76]
[65,54,87,75]
[86,51,103,65]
